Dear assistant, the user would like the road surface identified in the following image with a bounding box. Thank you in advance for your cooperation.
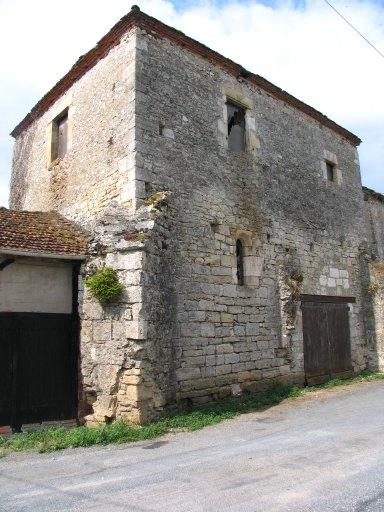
[1,381,384,511]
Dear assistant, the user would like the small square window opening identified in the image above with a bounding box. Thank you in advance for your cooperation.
[51,109,69,162]
[326,162,335,182]
[227,101,245,152]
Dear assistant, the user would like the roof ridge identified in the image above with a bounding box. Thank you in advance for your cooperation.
[10,5,361,146]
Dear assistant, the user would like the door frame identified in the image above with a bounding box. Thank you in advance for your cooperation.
[0,262,81,429]
[301,295,355,386]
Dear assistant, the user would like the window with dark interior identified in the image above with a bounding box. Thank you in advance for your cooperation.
[326,161,335,182]
[236,239,245,286]
[51,109,69,162]
[227,101,245,152]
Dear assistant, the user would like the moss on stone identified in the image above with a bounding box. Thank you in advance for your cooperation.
[140,191,167,209]
[124,231,149,242]
[365,281,380,296]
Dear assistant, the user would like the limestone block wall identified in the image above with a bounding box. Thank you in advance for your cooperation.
[78,201,171,425]
[10,28,138,224]
[132,27,369,409]
[362,191,384,371]
[364,190,384,260]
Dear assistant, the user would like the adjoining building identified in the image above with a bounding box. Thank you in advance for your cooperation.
[2,6,383,428]
[0,209,89,428]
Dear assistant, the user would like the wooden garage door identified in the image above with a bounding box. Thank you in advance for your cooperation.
[302,299,353,386]
[0,313,78,428]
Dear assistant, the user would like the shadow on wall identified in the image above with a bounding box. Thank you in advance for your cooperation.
[140,197,178,417]
[9,123,40,210]
[360,253,384,372]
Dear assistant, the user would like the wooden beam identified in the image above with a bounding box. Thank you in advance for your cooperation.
[300,294,356,304]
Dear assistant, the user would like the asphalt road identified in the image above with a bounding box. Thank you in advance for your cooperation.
[1,381,384,512]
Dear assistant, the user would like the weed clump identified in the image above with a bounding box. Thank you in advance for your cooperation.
[85,267,124,305]
[1,371,383,456]
[365,281,380,296]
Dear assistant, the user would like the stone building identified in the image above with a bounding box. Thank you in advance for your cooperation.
[363,188,384,371]
[2,6,383,427]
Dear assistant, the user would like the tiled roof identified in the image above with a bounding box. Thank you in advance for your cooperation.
[11,6,361,146]
[0,208,90,257]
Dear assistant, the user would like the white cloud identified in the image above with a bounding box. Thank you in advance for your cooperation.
[0,0,383,207]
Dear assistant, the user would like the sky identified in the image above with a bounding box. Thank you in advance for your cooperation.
[0,0,383,208]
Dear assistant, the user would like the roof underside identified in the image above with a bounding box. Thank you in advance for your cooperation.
[11,6,361,146]
[0,208,90,257]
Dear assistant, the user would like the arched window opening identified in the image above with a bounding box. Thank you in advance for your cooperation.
[236,239,245,286]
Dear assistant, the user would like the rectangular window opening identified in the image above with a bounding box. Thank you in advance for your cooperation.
[51,109,69,162]
[326,161,336,182]
[236,239,245,286]
[227,101,246,152]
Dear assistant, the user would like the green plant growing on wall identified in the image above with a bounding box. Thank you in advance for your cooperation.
[140,191,168,209]
[365,281,380,296]
[285,271,304,300]
[125,231,149,243]
[85,267,124,305]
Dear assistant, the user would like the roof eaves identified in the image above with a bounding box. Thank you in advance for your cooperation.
[136,10,361,146]
[363,186,384,203]
[0,247,87,260]
[10,5,361,147]
[10,8,141,138]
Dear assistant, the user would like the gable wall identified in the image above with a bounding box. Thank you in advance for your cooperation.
[10,28,138,224]
[9,26,146,425]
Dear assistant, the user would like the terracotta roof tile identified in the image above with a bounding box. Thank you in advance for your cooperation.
[0,208,90,257]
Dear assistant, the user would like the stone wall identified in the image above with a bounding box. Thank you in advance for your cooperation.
[10,28,138,223]
[364,188,384,260]
[364,262,384,371]
[9,27,150,424]
[131,27,370,412]
[362,190,384,370]
[8,18,380,424]
[77,197,171,424]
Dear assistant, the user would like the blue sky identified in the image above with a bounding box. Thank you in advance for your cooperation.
[0,0,383,207]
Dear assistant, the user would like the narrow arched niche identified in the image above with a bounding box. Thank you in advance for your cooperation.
[236,239,245,286]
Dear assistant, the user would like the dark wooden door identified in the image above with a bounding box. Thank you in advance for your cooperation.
[326,303,352,380]
[302,301,353,386]
[0,313,78,428]
[0,315,14,426]
[302,302,329,385]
